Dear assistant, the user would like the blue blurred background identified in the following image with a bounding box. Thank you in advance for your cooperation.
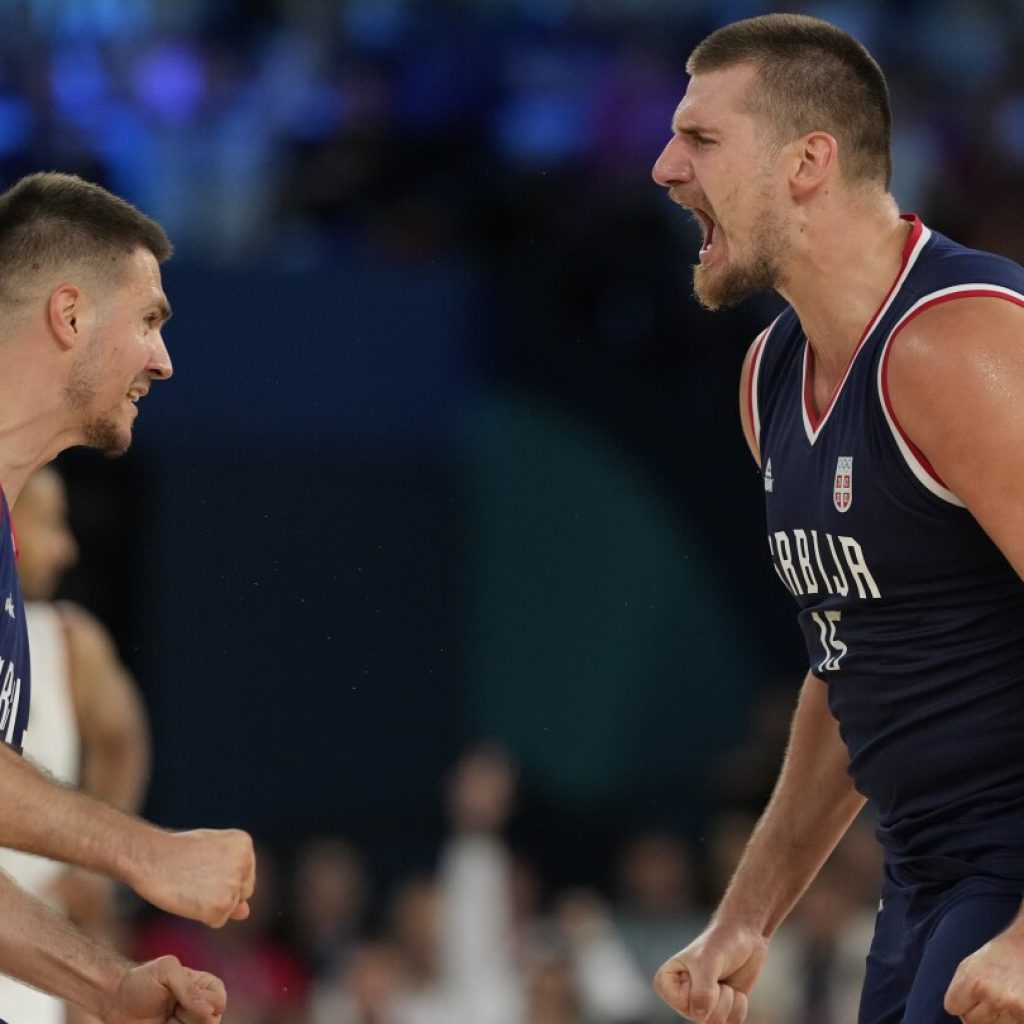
[14,0,1023,892]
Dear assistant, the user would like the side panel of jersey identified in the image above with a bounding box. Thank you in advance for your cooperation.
[753,220,1024,879]
[0,490,29,753]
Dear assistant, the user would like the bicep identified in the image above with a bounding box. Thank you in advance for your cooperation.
[60,605,149,756]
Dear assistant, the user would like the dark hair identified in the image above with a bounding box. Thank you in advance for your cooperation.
[687,13,892,187]
[0,172,172,304]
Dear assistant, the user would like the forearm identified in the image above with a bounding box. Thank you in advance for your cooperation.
[0,744,153,886]
[716,671,865,938]
[0,869,128,1017]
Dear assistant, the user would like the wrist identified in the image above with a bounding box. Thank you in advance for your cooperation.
[713,893,775,940]
[108,818,162,893]
[89,956,134,1021]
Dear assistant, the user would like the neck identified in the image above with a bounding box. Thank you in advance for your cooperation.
[776,191,908,385]
[0,348,77,505]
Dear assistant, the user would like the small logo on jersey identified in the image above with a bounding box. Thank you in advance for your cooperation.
[764,459,774,493]
[833,457,853,513]
[3,596,13,619]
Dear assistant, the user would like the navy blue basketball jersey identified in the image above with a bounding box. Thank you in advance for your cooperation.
[0,489,29,754]
[750,216,1024,879]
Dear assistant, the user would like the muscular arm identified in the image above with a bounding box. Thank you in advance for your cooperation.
[887,296,1024,1018]
[60,601,151,813]
[0,868,127,1012]
[655,673,864,1021]
[0,741,253,927]
[657,339,863,1021]
[0,870,224,1022]
[715,671,864,938]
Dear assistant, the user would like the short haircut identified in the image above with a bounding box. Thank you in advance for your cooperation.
[687,13,892,187]
[0,172,172,305]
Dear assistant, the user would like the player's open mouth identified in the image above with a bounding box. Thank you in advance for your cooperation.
[693,209,717,260]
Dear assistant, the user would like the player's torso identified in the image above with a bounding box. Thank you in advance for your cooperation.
[752,218,1024,876]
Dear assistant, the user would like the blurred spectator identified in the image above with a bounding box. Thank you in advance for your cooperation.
[702,807,759,906]
[291,835,372,984]
[440,742,523,1024]
[439,742,649,1024]
[553,888,650,1023]
[309,939,411,1024]
[0,0,1015,278]
[134,844,309,1024]
[610,831,704,1020]
[385,875,448,1023]
[748,858,876,1024]
[712,677,798,814]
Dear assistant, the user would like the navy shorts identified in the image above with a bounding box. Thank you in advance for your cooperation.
[858,867,1022,1024]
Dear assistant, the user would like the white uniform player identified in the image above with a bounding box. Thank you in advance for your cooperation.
[0,602,81,1022]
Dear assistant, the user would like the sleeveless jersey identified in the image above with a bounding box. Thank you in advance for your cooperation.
[0,489,29,754]
[750,216,1024,880]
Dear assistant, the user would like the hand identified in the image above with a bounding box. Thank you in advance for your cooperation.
[130,829,255,928]
[653,921,767,1024]
[945,928,1024,1023]
[105,956,225,1024]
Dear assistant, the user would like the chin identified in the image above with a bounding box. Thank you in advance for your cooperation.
[694,260,774,312]
[82,418,133,458]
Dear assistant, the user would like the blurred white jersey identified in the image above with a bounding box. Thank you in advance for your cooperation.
[0,601,80,1023]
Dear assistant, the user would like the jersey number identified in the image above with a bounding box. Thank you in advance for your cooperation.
[812,610,847,672]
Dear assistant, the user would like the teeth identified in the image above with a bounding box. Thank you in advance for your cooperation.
[693,210,717,258]
[127,390,141,403]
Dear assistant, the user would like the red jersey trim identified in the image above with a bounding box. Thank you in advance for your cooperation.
[0,486,15,560]
[878,285,1024,504]
[746,322,774,454]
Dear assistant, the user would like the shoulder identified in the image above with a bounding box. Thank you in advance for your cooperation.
[53,600,118,664]
[885,294,1024,518]
[887,293,1024,393]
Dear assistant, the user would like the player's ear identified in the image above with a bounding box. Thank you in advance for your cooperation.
[788,131,838,198]
[48,283,83,349]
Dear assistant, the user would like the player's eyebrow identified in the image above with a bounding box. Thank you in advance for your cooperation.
[674,123,718,139]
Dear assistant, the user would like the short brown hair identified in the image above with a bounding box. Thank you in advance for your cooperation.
[688,13,892,187]
[0,172,172,305]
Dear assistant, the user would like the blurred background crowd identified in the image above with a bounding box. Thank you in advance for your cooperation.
[2,0,1021,1019]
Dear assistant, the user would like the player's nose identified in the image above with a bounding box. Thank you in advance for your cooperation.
[652,136,693,187]
[148,333,173,381]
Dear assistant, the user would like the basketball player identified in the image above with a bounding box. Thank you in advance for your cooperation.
[651,14,1024,1024]
[0,464,151,1023]
[0,172,255,1022]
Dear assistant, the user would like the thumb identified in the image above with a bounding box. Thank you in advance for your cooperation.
[686,956,722,1021]
[943,962,976,1018]
[169,969,227,1020]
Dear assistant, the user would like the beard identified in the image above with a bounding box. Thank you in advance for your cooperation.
[64,351,133,457]
[82,415,131,457]
[692,187,785,312]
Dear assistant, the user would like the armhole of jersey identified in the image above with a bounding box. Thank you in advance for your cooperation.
[747,321,774,454]
[877,284,1024,507]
